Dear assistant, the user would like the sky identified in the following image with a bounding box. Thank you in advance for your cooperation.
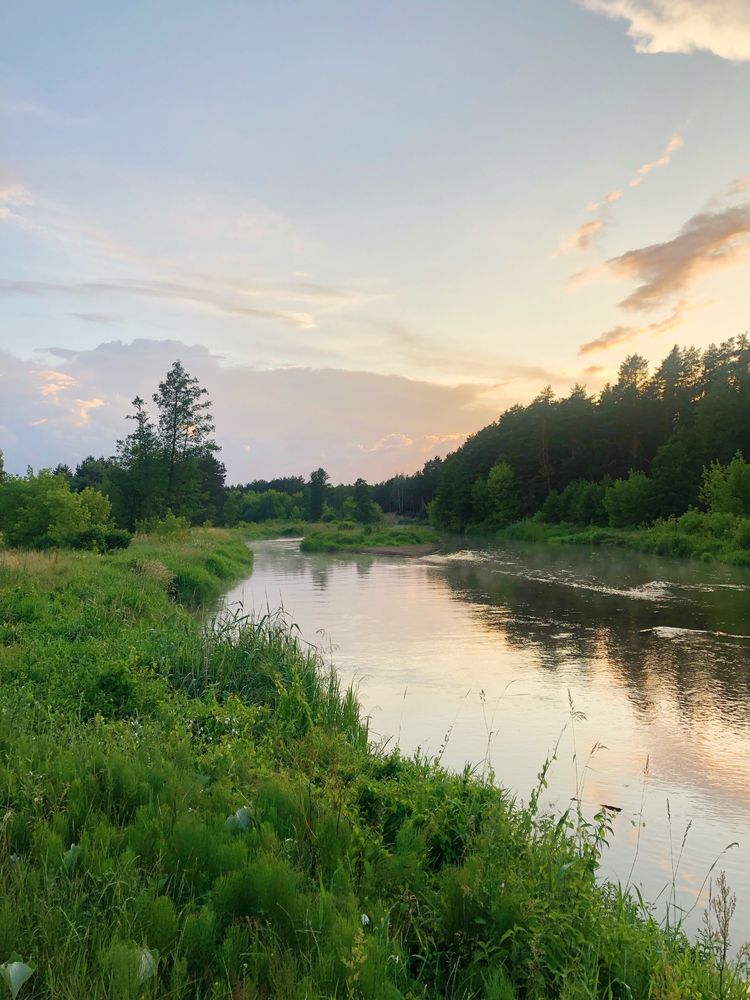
[2,0,750,483]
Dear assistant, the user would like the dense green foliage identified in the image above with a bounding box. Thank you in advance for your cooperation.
[0,470,130,552]
[500,509,750,565]
[301,523,440,553]
[370,459,445,519]
[1,532,746,997]
[61,363,228,531]
[431,339,750,541]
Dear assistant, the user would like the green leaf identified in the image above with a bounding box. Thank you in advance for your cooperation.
[0,956,35,999]
[62,843,81,871]
[137,948,158,985]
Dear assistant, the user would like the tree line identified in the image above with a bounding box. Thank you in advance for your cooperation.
[430,337,750,532]
[0,360,444,550]
[8,337,747,553]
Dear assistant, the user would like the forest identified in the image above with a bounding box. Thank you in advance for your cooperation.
[429,337,750,560]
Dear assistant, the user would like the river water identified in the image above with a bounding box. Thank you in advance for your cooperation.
[222,537,750,944]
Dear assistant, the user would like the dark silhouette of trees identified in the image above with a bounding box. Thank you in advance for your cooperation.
[431,338,750,532]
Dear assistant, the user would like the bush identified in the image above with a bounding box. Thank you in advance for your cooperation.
[701,452,750,517]
[604,471,657,528]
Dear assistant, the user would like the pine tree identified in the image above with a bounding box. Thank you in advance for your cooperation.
[152,361,218,517]
[115,396,164,528]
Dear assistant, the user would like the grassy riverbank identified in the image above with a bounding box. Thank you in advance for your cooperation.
[0,529,746,998]
[301,522,441,554]
[485,511,750,566]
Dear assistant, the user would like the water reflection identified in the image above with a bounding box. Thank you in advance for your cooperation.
[222,537,750,943]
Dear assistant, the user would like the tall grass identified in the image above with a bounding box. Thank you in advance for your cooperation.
[0,529,746,997]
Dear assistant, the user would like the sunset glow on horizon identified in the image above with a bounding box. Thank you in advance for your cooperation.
[2,0,750,481]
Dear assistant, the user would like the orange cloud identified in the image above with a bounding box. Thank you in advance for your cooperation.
[606,202,750,310]
[558,219,605,254]
[32,369,77,397]
[578,302,688,355]
[629,134,683,188]
[72,398,106,426]
[587,190,623,212]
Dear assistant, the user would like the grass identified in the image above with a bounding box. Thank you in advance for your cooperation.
[0,528,747,997]
[492,511,750,566]
[301,522,441,553]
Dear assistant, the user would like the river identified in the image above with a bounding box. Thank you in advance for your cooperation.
[222,536,750,945]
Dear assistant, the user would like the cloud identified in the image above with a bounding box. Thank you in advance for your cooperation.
[629,134,683,187]
[0,176,33,209]
[578,301,687,354]
[729,173,750,195]
[0,278,319,329]
[587,190,623,212]
[0,339,501,482]
[577,0,750,61]
[582,365,606,374]
[72,398,106,426]
[422,432,467,448]
[32,369,77,397]
[0,173,374,339]
[558,219,605,254]
[72,312,123,324]
[360,433,415,453]
[360,319,564,386]
[560,135,682,259]
[602,202,750,310]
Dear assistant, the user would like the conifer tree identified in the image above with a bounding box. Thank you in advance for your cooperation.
[152,361,219,517]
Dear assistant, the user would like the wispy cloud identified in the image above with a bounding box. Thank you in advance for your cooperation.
[603,202,750,310]
[31,369,77,398]
[729,173,750,195]
[72,398,106,426]
[557,219,605,254]
[1,279,319,329]
[578,301,687,355]
[629,134,683,187]
[587,190,622,212]
[358,432,415,453]
[1,173,376,337]
[559,134,683,256]
[72,312,123,325]
[577,0,750,61]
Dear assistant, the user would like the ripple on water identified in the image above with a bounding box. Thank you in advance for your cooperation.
[641,625,750,642]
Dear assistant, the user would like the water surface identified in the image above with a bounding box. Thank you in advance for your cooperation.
[223,537,750,943]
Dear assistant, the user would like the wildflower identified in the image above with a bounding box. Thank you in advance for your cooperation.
[360,913,370,928]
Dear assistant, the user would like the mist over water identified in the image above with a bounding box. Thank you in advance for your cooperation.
[223,537,750,944]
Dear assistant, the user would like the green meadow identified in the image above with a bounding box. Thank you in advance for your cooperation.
[0,529,747,998]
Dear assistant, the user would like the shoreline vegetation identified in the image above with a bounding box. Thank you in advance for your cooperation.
[300,523,441,555]
[1,527,748,997]
[471,512,750,567]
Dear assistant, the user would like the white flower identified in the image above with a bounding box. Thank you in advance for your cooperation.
[360,913,370,928]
